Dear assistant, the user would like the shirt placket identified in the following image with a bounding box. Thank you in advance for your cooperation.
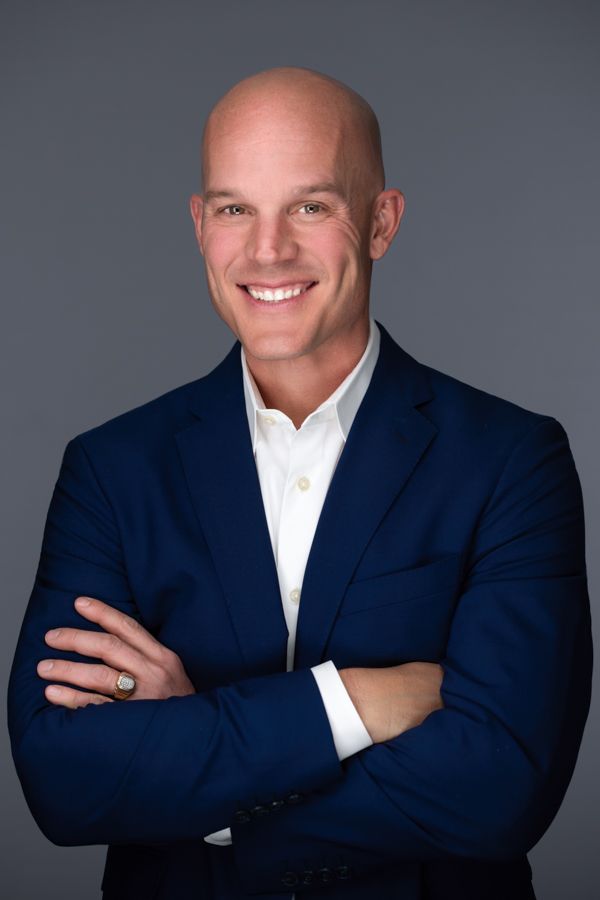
[277,421,324,670]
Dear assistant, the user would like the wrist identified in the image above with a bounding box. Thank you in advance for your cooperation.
[337,667,357,697]
[338,668,371,738]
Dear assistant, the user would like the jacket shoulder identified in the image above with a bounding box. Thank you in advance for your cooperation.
[67,375,205,459]
[421,359,559,437]
[377,322,560,441]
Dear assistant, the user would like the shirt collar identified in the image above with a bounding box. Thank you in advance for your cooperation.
[241,317,381,452]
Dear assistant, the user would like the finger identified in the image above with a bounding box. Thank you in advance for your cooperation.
[45,626,145,674]
[37,658,119,695]
[72,596,166,663]
[45,684,114,709]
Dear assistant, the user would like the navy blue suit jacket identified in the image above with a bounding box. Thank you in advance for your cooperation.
[8,322,592,899]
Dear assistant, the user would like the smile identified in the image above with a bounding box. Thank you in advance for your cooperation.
[240,281,317,302]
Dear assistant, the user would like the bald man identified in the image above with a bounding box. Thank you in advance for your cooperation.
[8,67,591,900]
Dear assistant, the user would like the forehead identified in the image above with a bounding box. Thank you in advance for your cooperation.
[203,99,351,193]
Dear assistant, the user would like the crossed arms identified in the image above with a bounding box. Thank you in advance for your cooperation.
[34,599,443,746]
[7,418,593,891]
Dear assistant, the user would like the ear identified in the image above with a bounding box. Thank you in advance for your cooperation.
[189,194,205,256]
[370,189,405,260]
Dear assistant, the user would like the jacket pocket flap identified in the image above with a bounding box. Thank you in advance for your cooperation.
[340,553,463,616]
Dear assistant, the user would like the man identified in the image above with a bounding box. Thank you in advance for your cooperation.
[8,67,592,900]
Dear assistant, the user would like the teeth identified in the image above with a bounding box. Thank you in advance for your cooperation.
[246,283,313,302]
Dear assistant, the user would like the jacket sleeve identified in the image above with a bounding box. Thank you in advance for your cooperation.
[7,436,343,846]
[229,417,593,892]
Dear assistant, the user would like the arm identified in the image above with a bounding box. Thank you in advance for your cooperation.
[7,436,343,846]
[229,417,593,892]
[203,658,442,845]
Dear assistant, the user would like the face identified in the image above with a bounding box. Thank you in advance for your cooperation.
[190,95,403,369]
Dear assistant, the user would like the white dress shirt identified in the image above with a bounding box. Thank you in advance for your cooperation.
[204,319,379,856]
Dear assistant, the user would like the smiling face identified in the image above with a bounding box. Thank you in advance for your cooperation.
[190,69,403,373]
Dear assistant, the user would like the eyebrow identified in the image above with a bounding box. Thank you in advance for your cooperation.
[293,182,347,199]
[204,181,347,203]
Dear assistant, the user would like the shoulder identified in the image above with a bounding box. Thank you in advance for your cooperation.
[65,340,240,461]
[71,377,201,453]
[377,320,559,444]
[423,361,553,432]
[415,360,574,482]
[60,372,216,491]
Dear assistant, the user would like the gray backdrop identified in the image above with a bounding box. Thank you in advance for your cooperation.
[1,1,598,897]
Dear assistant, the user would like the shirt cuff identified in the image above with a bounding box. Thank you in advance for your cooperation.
[310,659,373,760]
[204,826,232,845]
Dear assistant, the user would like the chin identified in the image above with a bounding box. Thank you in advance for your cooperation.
[242,333,311,362]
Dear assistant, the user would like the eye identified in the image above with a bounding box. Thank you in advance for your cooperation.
[222,205,246,216]
[298,203,323,215]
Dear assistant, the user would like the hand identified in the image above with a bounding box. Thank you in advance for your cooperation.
[339,661,444,744]
[37,596,196,709]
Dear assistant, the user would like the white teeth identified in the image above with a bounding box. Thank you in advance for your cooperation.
[246,283,313,302]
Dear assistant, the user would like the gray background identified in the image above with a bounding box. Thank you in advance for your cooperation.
[1,1,598,897]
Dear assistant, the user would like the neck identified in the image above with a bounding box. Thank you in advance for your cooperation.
[245,318,370,430]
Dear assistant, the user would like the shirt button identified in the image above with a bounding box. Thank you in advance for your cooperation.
[262,415,276,425]
[297,476,311,492]
[289,588,301,604]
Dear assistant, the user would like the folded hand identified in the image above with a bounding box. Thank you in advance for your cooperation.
[37,596,196,708]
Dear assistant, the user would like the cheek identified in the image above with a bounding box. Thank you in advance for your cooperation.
[310,223,363,281]
[202,228,243,277]
[311,219,359,255]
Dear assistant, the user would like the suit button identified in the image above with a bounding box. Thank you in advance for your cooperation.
[318,867,334,884]
[250,804,269,818]
[335,864,352,880]
[301,869,314,885]
[286,791,303,805]
[269,799,285,812]
[281,871,298,887]
[233,809,251,824]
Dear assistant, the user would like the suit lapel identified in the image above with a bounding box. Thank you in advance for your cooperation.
[293,323,437,669]
[175,322,436,676]
[175,343,289,676]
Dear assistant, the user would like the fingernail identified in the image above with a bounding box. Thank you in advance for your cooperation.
[46,629,61,640]
[39,660,54,672]
[75,597,91,608]
[46,686,62,697]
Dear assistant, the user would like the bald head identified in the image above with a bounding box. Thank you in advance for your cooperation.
[190,65,405,376]
[201,67,385,199]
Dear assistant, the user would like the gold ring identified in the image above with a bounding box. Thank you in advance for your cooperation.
[113,671,136,700]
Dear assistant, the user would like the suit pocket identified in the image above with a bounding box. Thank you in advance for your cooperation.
[326,554,464,667]
[340,553,464,617]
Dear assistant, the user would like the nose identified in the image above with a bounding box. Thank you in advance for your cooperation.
[246,213,298,266]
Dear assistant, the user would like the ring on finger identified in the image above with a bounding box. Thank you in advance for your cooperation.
[113,671,136,700]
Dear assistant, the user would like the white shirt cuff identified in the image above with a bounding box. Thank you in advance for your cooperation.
[310,659,373,760]
[204,826,232,845]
